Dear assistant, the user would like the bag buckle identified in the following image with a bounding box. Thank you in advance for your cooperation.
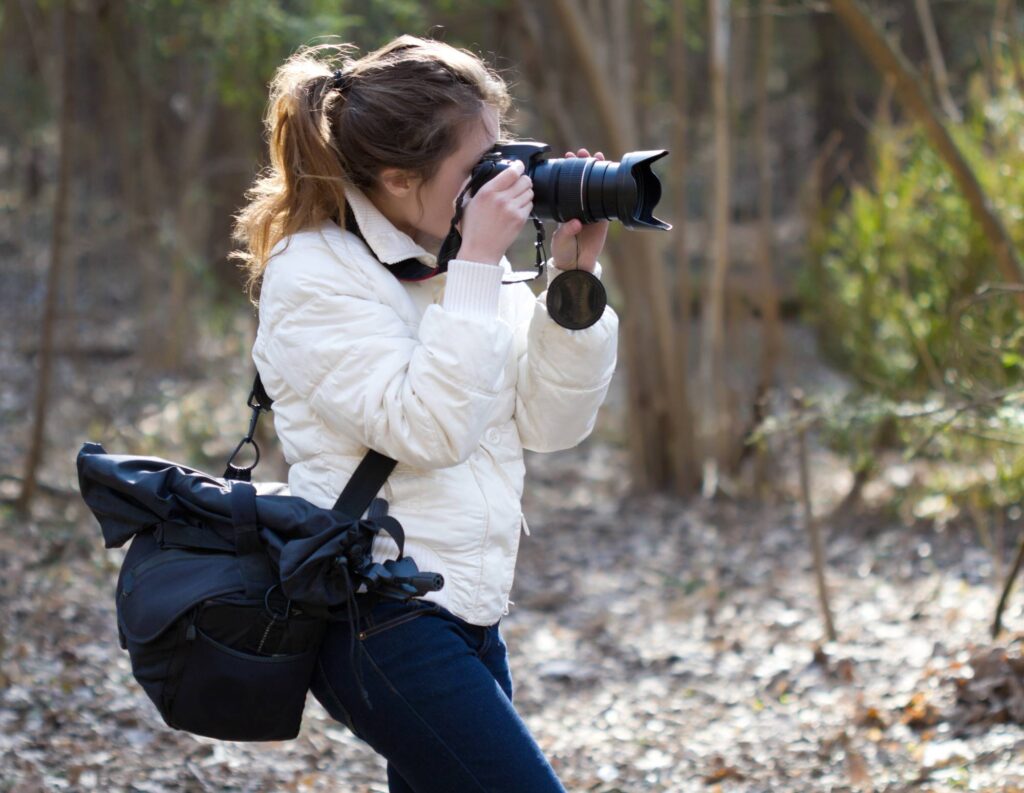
[223,387,269,481]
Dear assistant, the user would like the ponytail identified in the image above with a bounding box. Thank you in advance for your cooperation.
[231,44,354,301]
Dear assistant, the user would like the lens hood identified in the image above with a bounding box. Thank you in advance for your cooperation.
[616,150,671,230]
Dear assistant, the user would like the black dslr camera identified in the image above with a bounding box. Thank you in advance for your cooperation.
[467,141,671,231]
[440,141,670,329]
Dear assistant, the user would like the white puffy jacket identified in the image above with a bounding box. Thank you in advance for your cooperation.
[252,184,618,625]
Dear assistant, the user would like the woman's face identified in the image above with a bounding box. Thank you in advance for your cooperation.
[405,105,500,247]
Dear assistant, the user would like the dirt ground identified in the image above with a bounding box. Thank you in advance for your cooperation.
[2,319,1024,792]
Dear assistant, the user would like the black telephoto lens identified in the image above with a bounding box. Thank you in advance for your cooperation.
[531,150,671,230]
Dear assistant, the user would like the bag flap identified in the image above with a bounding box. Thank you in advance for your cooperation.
[117,546,247,644]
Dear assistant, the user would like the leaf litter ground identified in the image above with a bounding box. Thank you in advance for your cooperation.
[2,329,1024,792]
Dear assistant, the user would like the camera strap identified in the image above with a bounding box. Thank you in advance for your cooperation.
[339,200,544,285]
[343,191,604,329]
[441,181,548,285]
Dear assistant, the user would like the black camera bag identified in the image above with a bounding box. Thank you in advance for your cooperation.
[76,376,438,742]
[110,483,327,742]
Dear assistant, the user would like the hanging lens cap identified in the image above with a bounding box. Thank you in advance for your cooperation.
[546,269,607,330]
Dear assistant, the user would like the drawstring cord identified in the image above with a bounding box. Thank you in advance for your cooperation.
[340,565,372,709]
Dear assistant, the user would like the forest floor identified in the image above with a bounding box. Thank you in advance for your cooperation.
[2,312,1024,792]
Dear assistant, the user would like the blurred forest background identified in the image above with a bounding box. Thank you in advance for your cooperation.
[3,0,1024,790]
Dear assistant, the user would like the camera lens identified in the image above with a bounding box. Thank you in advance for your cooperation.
[468,143,670,231]
[529,150,670,230]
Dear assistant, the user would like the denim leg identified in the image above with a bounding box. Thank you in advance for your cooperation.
[311,600,566,793]
[478,623,514,702]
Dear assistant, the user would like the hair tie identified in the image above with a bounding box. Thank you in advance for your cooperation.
[331,69,354,94]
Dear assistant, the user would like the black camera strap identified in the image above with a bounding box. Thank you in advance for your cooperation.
[439,180,547,284]
[342,204,441,282]
[340,183,604,327]
[341,194,545,286]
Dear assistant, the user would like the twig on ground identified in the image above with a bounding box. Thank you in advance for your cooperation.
[993,533,1024,638]
[794,388,838,642]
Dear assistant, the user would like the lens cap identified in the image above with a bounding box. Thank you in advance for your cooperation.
[546,269,607,330]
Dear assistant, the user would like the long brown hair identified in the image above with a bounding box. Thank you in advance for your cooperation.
[231,35,512,302]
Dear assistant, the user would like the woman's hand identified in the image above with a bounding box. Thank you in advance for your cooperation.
[458,160,534,266]
[550,149,610,274]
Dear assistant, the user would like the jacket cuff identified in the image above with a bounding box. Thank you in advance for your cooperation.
[443,259,504,317]
[546,258,603,288]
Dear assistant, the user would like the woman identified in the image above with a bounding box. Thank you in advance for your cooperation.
[233,35,618,792]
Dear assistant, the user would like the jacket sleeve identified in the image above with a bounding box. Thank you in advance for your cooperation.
[254,247,512,470]
[513,259,619,453]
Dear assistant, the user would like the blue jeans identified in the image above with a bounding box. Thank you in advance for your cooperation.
[310,597,567,793]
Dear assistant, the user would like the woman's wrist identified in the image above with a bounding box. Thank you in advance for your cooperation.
[456,243,502,267]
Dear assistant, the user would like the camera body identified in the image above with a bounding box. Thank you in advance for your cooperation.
[468,140,671,231]
[470,140,551,183]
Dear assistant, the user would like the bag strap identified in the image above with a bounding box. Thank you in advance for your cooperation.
[229,480,274,598]
[331,451,397,516]
[333,451,404,558]
[235,373,401,540]
[251,373,274,412]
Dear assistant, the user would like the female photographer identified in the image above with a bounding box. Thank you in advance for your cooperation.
[233,34,618,793]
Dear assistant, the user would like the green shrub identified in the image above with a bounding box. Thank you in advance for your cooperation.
[807,62,1024,398]
[797,56,1024,519]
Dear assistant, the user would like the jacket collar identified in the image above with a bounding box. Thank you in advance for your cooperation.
[342,183,439,269]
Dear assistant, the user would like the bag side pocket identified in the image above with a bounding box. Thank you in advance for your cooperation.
[166,601,321,741]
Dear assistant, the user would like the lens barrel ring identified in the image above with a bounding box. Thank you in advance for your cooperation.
[555,157,590,223]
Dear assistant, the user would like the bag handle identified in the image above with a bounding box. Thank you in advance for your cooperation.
[229,480,274,598]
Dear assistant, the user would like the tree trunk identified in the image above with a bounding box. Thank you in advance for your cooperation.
[699,0,732,497]
[623,0,670,489]
[139,102,172,370]
[95,6,162,370]
[754,0,782,391]
[513,0,661,491]
[610,0,631,107]
[17,2,75,513]
[752,0,783,494]
[670,0,698,496]
[548,0,684,493]
[167,59,221,373]
[830,0,1024,311]
[913,0,961,122]
[993,0,1024,94]
[512,1,578,148]
[609,236,657,492]
[813,8,867,199]
[1010,0,1024,95]
[631,0,653,144]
